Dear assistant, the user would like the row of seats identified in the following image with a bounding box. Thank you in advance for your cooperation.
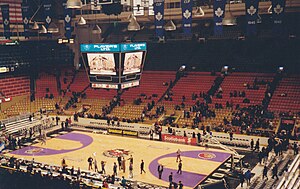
[0,76,30,97]
[268,75,300,112]
[110,71,175,120]
[35,73,58,98]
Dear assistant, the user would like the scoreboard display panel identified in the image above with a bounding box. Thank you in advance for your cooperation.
[87,53,116,75]
[80,43,147,89]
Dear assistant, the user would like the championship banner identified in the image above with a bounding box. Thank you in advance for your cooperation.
[43,0,52,35]
[21,1,30,39]
[181,0,192,35]
[154,0,164,38]
[272,0,286,35]
[213,0,226,35]
[63,1,72,39]
[148,0,154,16]
[1,5,10,39]
[245,0,259,36]
[133,0,144,16]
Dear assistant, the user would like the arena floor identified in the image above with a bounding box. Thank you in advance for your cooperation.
[8,131,232,188]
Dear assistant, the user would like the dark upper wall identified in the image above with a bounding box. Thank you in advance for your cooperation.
[144,38,300,73]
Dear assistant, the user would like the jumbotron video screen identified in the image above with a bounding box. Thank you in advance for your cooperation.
[80,43,147,89]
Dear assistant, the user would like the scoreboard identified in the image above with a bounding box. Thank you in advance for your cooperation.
[80,43,147,89]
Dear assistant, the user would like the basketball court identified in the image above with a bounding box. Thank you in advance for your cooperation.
[8,131,232,188]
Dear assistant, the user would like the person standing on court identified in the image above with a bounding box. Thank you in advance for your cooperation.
[176,149,181,162]
[122,157,126,173]
[128,155,133,164]
[197,132,201,143]
[129,162,133,178]
[87,156,93,170]
[177,160,182,174]
[168,172,173,185]
[157,164,164,179]
[178,181,183,189]
[117,155,122,171]
[101,161,106,174]
[150,129,154,140]
[113,162,118,175]
[140,160,146,174]
[94,158,98,172]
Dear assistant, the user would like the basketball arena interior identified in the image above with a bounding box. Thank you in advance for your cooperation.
[0,0,299,189]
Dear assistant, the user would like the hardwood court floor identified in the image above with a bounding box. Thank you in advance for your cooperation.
[9,131,231,188]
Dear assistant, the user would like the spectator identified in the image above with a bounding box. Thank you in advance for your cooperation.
[255,139,260,152]
[293,142,298,155]
[239,172,245,187]
[272,164,278,180]
[263,165,268,180]
[250,139,254,150]
[121,176,126,187]
[244,169,251,186]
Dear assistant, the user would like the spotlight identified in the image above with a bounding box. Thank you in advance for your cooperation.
[221,65,229,75]
[278,66,284,71]
[179,65,186,71]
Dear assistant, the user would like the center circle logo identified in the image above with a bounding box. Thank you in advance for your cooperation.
[198,152,216,159]
[103,149,132,158]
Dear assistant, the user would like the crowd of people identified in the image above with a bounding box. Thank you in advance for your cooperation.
[0,155,144,189]
[0,114,56,152]
[227,105,275,135]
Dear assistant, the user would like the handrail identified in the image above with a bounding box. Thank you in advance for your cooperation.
[1,113,31,125]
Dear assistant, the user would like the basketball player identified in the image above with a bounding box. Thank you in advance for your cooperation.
[140,160,146,174]
[177,160,182,174]
[128,155,133,164]
[113,162,118,175]
[168,172,173,184]
[176,149,181,162]
[117,155,122,171]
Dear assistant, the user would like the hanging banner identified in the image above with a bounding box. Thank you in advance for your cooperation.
[245,0,259,36]
[213,0,226,35]
[148,0,154,16]
[133,0,144,16]
[21,1,30,39]
[272,0,286,35]
[154,0,164,38]
[181,0,192,35]
[1,5,10,39]
[63,1,72,39]
[43,0,52,36]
